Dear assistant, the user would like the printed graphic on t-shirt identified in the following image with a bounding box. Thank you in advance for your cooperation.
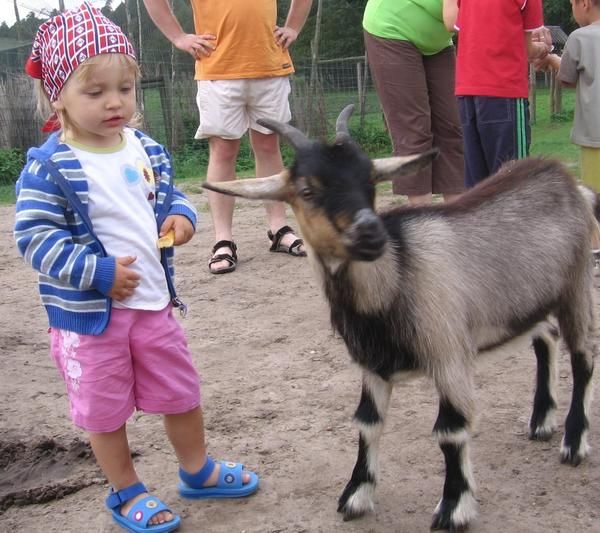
[121,159,155,203]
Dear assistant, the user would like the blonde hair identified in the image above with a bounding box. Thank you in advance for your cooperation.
[34,53,143,137]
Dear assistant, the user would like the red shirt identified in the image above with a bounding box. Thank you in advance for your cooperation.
[455,0,544,98]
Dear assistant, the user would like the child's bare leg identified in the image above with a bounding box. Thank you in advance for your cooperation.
[164,406,250,484]
[89,425,173,526]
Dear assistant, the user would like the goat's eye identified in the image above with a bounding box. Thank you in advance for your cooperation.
[300,188,314,201]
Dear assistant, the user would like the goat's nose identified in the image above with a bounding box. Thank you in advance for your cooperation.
[354,208,380,229]
[346,209,387,261]
[354,209,385,238]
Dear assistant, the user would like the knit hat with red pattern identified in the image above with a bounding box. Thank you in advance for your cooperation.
[25,2,136,103]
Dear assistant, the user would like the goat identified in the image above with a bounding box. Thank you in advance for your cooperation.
[202,105,596,531]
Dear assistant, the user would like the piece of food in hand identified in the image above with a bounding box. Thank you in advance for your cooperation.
[157,229,175,248]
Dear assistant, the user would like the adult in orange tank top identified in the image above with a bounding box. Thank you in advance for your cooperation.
[143,0,313,273]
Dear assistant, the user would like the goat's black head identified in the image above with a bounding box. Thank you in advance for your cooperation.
[202,105,437,262]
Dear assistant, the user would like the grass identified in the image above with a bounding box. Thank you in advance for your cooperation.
[0,87,579,205]
[530,87,578,173]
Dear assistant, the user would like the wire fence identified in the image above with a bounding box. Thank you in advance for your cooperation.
[0,47,561,154]
[0,48,381,152]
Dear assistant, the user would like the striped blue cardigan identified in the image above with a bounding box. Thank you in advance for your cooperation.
[14,128,197,335]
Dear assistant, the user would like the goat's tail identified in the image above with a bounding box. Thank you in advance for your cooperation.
[578,185,600,249]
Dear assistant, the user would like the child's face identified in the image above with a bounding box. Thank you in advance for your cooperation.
[52,55,137,147]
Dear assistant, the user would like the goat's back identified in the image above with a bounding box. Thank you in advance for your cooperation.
[380,158,595,351]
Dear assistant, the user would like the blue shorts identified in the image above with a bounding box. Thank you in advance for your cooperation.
[458,96,530,188]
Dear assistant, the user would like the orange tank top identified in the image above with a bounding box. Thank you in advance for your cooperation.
[191,0,295,80]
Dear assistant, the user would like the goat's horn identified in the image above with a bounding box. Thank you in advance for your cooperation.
[256,118,312,151]
[371,148,439,183]
[202,172,290,202]
[334,104,354,144]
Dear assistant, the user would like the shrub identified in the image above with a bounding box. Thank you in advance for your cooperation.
[0,148,25,186]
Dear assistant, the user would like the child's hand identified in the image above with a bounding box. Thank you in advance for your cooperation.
[109,256,141,301]
[533,53,561,72]
[159,215,194,246]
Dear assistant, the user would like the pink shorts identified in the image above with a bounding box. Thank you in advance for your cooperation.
[49,305,201,433]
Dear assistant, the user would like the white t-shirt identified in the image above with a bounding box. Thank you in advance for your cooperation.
[68,129,170,310]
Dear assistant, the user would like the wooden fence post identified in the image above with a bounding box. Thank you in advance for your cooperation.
[528,64,536,125]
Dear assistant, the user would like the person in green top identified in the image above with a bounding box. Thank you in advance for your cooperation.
[364,0,464,205]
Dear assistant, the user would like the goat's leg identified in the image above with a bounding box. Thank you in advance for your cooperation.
[337,370,392,520]
[558,294,595,466]
[529,323,559,440]
[561,346,594,465]
[431,374,478,531]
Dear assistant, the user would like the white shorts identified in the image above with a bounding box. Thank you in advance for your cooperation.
[194,77,292,140]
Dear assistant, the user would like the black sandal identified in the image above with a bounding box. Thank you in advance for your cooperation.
[209,240,238,274]
[267,225,307,257]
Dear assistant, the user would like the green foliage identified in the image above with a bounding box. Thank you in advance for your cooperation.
[0,148,24,186]
[543,0,576,34]
[350,122,392,156]
[280,0,368,62]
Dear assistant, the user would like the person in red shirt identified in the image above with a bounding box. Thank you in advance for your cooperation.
[444,0,551,187]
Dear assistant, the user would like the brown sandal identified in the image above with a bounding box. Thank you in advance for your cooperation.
[267,225,307,257]
[208,240,237,274]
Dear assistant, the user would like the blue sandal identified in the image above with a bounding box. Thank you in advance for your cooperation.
[106,482,181,533]
[178,456,259,499]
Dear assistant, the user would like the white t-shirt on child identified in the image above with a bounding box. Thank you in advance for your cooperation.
[68,129,170,310]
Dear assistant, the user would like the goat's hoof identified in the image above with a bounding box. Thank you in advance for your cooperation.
[338,506,366,522]
[560,435,589,466]
[560,447,585,466]
[337,482,374,521]
[431,492,477,531]
[431,507,469,531]
[528,426,554,441]
[337,499,367,522]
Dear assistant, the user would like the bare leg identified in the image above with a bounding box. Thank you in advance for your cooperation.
[206,137,241,272]
[443,192,462,203]
[250,129,305,253]
[164,406,250,485]
[407,192,461,206]
[89,425,173,526]
[407,193,432,206]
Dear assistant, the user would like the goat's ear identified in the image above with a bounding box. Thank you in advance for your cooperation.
[202,171,290,202]
[371,148,439,183]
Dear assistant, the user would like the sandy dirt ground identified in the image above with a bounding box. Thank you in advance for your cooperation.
[1,188,600,533]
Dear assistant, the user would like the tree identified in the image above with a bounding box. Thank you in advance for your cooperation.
[283,0,367,62]
[544,0,576,34]
[13,0,21,41]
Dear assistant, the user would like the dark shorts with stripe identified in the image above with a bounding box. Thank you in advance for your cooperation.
[458,96,530,188]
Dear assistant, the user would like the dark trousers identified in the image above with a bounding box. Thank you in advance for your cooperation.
[365,32,464,196]
[458,96,530,188]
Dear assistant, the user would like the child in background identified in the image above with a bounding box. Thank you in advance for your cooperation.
[538,0,600,257]
[541,0,600,188]
[13,3,258,532]
[443,0,551,188]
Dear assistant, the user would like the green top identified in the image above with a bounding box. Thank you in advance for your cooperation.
[363,0,453,56]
